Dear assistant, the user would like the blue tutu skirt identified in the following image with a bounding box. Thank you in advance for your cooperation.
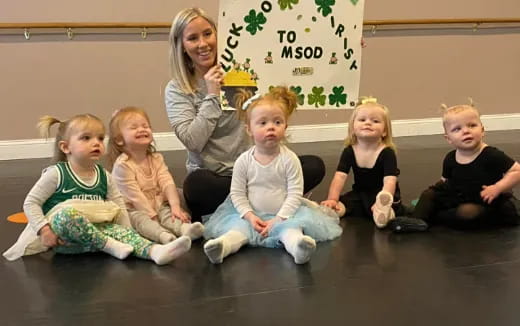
[202,196,343,248]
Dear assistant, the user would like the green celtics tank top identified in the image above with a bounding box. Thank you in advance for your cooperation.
[42,162,108,214]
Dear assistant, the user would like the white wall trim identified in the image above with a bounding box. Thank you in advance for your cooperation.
[1,113,519,161]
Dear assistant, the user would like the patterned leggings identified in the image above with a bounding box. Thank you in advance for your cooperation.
[50,207,152,259]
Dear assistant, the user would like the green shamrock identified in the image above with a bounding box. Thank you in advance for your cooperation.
[244,9,267,35]
[350,0,359,5]
[315,0,335,17]
[278,0,299,10]
[290,86,305,105]
[307,86,326,108]
[328,86,347,107]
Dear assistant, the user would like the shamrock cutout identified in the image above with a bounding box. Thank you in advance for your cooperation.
[328,86,347,107]
[315,0,335,17]
[244,9,267,35]
[308,86,326,108]
[278,0,299,10]
[290,86,305,105]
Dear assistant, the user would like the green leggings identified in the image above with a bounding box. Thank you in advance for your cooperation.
[50,207,152,259]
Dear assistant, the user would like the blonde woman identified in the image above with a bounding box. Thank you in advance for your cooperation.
[165,7,325,220]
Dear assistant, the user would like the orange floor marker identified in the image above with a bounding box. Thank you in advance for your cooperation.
[7,212,28,224]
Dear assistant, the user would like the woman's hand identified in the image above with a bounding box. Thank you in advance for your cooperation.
[39,224,64,248]
[260,216,283,237]
[204,65,224,96]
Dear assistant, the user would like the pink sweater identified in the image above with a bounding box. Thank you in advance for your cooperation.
[112,152,175,218]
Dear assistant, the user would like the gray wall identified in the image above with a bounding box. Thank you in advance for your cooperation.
[1,0,519,140]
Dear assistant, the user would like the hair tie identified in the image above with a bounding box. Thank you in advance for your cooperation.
[242,93,261,111]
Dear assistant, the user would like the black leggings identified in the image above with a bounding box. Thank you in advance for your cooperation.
[183,155,326,221]
[412,188,520,229]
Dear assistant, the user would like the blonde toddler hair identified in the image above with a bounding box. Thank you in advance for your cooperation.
[345,96,396,151]
[38,114,105,164]
[441,99,482,131]
[107,106,156,170]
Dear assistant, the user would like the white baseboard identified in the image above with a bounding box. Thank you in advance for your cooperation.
[1,113,519,160]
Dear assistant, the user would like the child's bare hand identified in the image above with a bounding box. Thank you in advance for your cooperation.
[171,206,191,223]
[260,216,283,237]
[244,213,267,233]
[321,199,339,210]
[39,225,64,248]
[481,185,501,204]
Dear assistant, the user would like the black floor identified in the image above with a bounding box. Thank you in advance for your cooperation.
[1,131,520,325]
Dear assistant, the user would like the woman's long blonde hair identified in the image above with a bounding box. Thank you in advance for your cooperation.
[38,114,105,164]
[168,7,218,94]
[345,97,396,151]
[106,107,156,170]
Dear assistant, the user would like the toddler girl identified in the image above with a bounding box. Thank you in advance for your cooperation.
[203,86,342,264]
[410,103,520,229]
[3,114,191,264]
[108,107,204,244]
[321,97,416,229]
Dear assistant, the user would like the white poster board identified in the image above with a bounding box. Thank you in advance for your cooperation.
[218,0,365,110]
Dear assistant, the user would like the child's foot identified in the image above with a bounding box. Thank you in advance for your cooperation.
[388,216,428,233]
[102,238,133,260]
[204,238,225,264]
[159,231,176,244]
[373,191,394,228]
[181,222,205,240]
[293,236,316,264]
[150,236,191,265]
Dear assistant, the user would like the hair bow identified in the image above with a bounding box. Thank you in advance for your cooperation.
[360,97,378,105]
[242,93,261,111]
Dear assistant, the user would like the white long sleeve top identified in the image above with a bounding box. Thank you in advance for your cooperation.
[230,145,303,219]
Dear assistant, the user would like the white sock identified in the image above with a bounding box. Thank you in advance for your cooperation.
[180,222,205,240]
[159,231,176,244]
[203,230,248,264]
[102,237,133,260]
[280,228,316,264]
[373,191,394,228]
[149,236,191,265]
